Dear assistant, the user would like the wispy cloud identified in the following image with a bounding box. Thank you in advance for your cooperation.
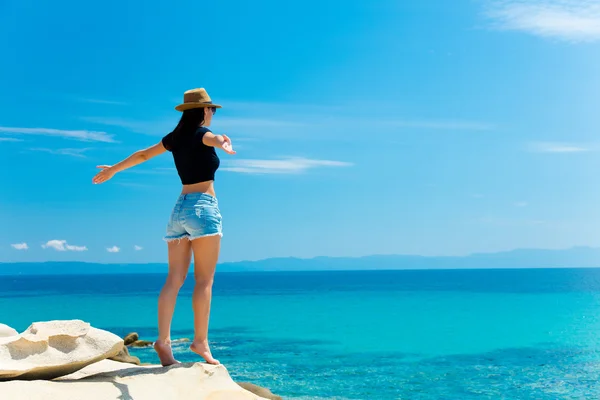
[528,141,591,153]
[134,245,143,251]
[514,201,529,207]
[221,157,353,174]
[107,246,120,253]
[0,137,24,142]
[29,148,90,158]
[219,101,493,132]
[484,0,600,42]
[478,216,546,226]
[81,117,174,136]
[215,117,493,131]
[0,127,116,143]
[82,111,491,140]
[218,100,344,113]
[80,98,128,106]
[11,243,28,250]
[215,117,309,128]
[84,115,307,136]
[373,119,494,131]
[42,240,87,251]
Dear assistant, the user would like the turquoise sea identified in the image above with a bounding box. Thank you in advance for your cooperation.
[3,268,600,399]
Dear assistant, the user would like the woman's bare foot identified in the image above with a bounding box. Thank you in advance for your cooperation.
[154,340,179,366]
[190,339,220,365]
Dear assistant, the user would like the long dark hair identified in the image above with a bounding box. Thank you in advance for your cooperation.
[167,108,206,149]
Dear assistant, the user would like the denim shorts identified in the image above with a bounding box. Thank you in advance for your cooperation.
[164,193,223,242]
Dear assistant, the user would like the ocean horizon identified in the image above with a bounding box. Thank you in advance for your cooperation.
[4,246,600,275]
[3,267,600,399]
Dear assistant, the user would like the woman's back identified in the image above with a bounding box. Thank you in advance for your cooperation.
[163,127,220,187]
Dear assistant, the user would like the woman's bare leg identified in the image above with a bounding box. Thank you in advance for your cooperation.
[154,239,192,366]
[189,235,221,365]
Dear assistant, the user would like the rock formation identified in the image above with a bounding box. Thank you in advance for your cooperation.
[128,339,154,348]
[1,359,271,399]
[108,343,141,365]
[0,320,123,381]
[0,320,281,399]
[123,332,139,346]
[237,382,283,400]
[0,323,18,338]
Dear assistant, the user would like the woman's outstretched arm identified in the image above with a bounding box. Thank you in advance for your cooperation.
[202,132,236,155]
[92,141,167,184]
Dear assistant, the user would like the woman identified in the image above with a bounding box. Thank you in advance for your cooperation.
[92,88,235,366]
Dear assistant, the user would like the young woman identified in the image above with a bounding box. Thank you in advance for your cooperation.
[92,88,235,366]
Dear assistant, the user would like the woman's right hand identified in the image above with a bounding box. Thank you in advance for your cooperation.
[92,165,116,184]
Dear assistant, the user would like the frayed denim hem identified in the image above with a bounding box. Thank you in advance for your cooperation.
[163,232,222,243]
[189,232,223,241]
[163,235,189,243]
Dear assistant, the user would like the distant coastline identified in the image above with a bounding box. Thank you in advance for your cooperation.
[2,247,600,275]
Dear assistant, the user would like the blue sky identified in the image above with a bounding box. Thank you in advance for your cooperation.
[1,0,600,263]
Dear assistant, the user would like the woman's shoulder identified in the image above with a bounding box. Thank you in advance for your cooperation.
[196,126,212,135]
[194,127,215,150]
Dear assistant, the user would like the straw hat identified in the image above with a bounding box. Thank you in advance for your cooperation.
[175,88,222,112]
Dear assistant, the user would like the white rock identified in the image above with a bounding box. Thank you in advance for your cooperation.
[0,320,123,381]
[0,361,269,399]
[0,323,18,338]
[56,359,146,380]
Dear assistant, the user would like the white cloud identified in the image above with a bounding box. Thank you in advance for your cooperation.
[478,216,546,226]
[0,137,24,142]
[134,245,143,251]
[529,142,590,153]
[219,101,493,130]
[514,201,529,207]
[42,240,88,252]
[221,157,353,174]
[0,127,116,143]
[29,148,90,158]
[217,100,343,113]
[215,117,493,132]
[11,243,28,250]
[107,246,120,253]
[81,117,174,136]
[84,116,307,136]
[484,0,600,42]
[215,117,308,128]
[83,112,491,140]
[373,119,494,131]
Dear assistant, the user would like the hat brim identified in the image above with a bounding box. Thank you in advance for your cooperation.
[175,102,222,112]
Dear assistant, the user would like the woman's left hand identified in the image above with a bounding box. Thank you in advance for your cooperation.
[92,165,116,184]
[221,134,236,155]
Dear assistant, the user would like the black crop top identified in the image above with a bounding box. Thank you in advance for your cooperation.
[161,127,220,184]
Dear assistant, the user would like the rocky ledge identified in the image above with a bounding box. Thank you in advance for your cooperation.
[0,320,281,400]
